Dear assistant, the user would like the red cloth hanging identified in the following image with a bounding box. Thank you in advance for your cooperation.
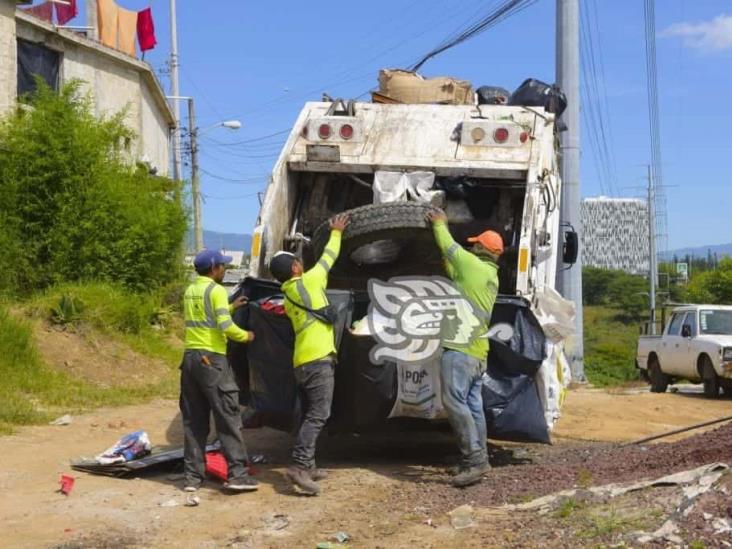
[136,7,157,52]
[54,0,78,26]
[23,2,54,22]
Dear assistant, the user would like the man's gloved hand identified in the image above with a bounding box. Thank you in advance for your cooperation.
[231,296,249,310]
[426,208,447,223]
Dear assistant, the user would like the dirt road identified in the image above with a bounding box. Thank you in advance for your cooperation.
[1,386,730,548]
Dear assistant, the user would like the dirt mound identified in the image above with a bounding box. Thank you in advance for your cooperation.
[403,421,732,512]
[33,322,173,389]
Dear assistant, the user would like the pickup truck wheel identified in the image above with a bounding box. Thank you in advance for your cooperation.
[648,357,669,393]
[311,203,444,289]
[701,357,721,399]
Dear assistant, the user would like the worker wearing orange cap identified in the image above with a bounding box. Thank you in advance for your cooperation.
[426,208,503,488]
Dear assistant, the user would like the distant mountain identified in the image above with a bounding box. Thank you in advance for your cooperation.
[186,230,252,253]
[661,243,732,261]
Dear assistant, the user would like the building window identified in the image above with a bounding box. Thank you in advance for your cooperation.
[17,38,61,97]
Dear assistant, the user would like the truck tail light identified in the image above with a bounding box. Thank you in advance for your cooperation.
[494,127,509,143]
[339,124,354,140]
[520,131,529,143]
[318,124,332,139]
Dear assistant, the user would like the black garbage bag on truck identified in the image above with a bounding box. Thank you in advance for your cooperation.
[229,278,353,431]
[476,85,510,105]
[508,78,567,117]
[483,297,550,443]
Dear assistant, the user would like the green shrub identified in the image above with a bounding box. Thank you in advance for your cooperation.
[0,80,187,296]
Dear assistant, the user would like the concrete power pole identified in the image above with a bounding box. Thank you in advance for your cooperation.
[169,0,183,182]
[647,165,658,334]
[556,0,585,381]
[187,98,204,253]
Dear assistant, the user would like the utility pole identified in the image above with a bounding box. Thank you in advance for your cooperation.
[169,0,183,182]
[647,165,657,334]
[188,98,204,252]
[556,0,585,381]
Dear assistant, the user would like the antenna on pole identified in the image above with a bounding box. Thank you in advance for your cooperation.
[647,165,657,334]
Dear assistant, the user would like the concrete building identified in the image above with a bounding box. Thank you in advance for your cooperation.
[581,197,650,275]
[0,0,173,175]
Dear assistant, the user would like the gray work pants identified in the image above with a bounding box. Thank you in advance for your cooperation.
[179,349,248,484]
[292,359,335,469]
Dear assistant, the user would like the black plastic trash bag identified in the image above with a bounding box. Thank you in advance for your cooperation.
[482,296,550,443]
[508,78,567,117]
[476,85,510,105]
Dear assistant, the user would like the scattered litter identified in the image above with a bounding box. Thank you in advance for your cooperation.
[713,517,732,535]
[50,414,72,426]
[159,498,179,508]
[447,504,476,530]
[95,431,151,465]
[316,543,337,549]
[423,518,435,527]
[185,495,201,507]
[703,512,713,521]
[58,474,75,495]
[263,513,290,531]
[330,531,349,543]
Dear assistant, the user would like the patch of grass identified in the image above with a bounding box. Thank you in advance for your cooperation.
[577,469,594,488]
[554,497,584,519]
[690,541,706,549]
[26,282,183,366]
[0,282,187,432]
[584,306,641,387]
[577,509,647,539]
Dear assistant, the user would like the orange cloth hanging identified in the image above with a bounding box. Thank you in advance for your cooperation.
[97,0,118,50]
[117,5,137,56]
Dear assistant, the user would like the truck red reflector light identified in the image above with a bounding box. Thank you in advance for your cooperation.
[520,131,529,143]
[493,128,509,143]
[339,124,354,140]
[318,124,332,139]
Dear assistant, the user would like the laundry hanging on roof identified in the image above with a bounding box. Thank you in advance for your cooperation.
[117,4,138,56]
[22,1,54,22]
[97,0,118,50]
[136,7,157,52]
[54,0,78,26]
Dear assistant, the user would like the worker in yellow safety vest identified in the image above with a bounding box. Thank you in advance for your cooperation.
[181,249,256,493]
[269,213,350,496]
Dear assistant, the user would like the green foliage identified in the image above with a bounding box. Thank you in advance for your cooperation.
[50,293,85,327]
[584,306,640,386]
[583,267,649,321]
[686,258,732,305]
[0,80,187,296]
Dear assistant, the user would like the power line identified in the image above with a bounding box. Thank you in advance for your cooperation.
[199,168,268,183]
[409,0,538,71]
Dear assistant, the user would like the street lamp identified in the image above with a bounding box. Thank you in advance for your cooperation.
[166,95,242,252]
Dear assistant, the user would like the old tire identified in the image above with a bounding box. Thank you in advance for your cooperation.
[648,356,669,393]
[701,356,720,399]
[311,203,445,289]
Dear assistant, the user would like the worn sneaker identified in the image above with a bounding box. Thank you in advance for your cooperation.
[225,475,259,492]
[309,468,328,481]
[183,479,202,492]
[286,466,320,496]
[451,462,490,488]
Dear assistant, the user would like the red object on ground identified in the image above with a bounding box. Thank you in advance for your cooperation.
[55,0,78,25]
[205,451,228,481]
[59,474,75,495]
[136,7,157,52]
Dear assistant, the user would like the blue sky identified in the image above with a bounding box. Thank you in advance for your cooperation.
[77,1,731,250]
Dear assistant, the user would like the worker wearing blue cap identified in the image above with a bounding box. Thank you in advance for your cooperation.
[180,249,256,493]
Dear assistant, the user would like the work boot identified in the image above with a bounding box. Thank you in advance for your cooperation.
[286,466,320,496]
[225,474,259,492]
[309,468,328,481]
[451,462,490,488]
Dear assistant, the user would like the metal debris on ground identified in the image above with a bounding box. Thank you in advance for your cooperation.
[447,504,476,529]
[159,498,179,507]
[262,513,290,531]
[330,531,349,543]
[50,414,72,426]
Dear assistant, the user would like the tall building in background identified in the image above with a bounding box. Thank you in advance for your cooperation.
[581,197,650,275]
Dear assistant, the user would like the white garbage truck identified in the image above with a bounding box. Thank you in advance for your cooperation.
[234,87,576,442]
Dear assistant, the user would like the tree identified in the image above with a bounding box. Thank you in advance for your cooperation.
[687,258,732,305]
[0,80,187,295]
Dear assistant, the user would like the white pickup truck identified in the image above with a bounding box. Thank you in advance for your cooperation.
[636,305,732,398]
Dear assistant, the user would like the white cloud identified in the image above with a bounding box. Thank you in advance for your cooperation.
[661,13,732,52]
